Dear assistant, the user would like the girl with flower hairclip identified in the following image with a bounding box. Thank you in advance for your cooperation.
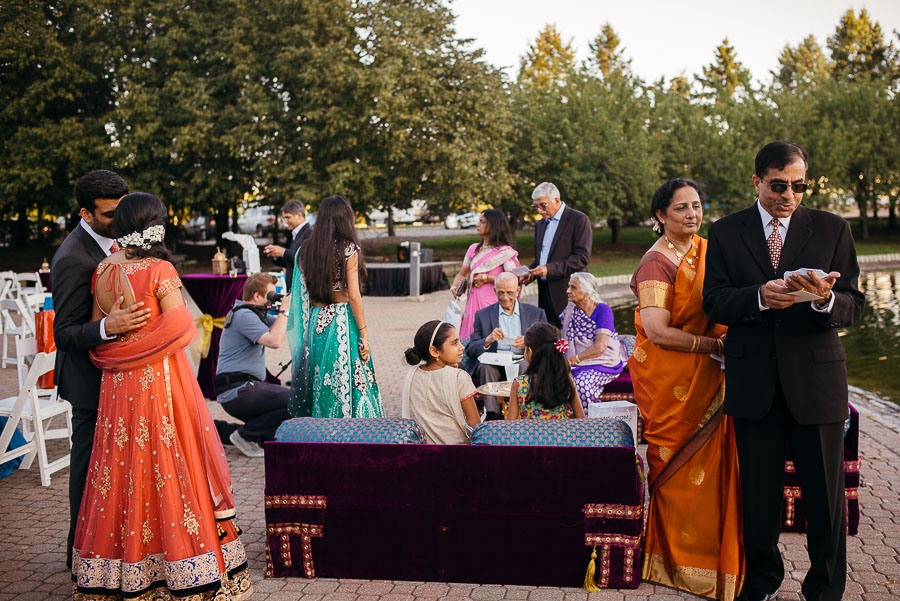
[506,322,584,420]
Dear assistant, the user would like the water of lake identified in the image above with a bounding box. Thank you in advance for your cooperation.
[610,268,900,410]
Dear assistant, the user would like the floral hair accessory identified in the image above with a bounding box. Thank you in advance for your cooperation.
[118,224,165,250]
[554,339,568,354]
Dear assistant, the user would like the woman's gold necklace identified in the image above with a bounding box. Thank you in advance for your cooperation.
[664,235,695,267]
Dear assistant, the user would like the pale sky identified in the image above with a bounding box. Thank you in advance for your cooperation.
[450,0,900,84]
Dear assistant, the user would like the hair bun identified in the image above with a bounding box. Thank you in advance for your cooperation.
[404,347,421,366]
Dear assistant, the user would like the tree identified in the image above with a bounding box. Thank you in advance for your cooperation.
[828,9,895,81]
[0,1,118,244]
[695,38,752,101]
[105,0,275,240]
[774,35,831,90]
[518,24,576,90]
[510,68,659,242]
[588,23,631,80]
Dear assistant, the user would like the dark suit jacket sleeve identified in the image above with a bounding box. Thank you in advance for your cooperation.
[545,210,591,279]
[465,307,495,360]
[272,229,304,268]
[51,254,105,352]
[818,219,865,328]
[702,219,768,326]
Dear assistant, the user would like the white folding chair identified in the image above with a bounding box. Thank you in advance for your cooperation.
[23,291,51,315]
[0,350,71,486]
[13,336,58,439]
[16,272,44,296]
[0,279,11,302]
[1,297,36,368]
[0,271,16,297]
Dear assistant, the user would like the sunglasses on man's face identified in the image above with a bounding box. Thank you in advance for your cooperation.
[766,180,809,194]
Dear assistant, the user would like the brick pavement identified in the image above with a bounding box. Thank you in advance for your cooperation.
[1,289,898,600]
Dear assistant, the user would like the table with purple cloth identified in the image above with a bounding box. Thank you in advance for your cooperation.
[181,274,247,399]
[39,271,51,292]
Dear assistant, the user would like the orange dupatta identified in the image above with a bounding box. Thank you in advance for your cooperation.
[628,236,744,600]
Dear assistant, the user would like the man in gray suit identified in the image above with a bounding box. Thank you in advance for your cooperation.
[465,272,547,419]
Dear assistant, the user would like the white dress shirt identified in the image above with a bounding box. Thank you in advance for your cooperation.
[80,219,118,340]
[496,301,522,352]
[538,203,565,280]
[756,201,834,314]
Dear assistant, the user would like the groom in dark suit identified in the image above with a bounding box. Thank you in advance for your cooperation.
[521,182,592,327]
[465,272,546,418]
[703,142,865,601]
[51,170,150,567]
[265,199,312,292]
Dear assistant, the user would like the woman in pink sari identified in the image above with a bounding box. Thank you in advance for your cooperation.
[450,209,519,341]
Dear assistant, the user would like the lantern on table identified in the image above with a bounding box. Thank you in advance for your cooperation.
[212,247,228,275]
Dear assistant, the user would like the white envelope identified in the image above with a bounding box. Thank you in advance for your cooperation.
[787,289,824,301]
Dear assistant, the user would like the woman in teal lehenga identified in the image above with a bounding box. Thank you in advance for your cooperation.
[287,195,383,418]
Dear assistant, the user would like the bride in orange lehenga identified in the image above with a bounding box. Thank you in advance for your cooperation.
[72,192,251,601]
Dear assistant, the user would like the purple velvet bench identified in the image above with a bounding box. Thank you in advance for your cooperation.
[782,403,860,535]
[264,417,645,588]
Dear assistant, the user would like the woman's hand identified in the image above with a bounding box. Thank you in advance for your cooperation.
[358,339,370,362]
[473,273,486,287]
[450,285,461,300]
[568,355,578,365]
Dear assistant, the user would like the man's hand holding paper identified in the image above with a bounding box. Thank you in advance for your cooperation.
[785,268,840,305]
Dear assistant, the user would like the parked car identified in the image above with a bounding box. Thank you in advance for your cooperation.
[444,212,479,229]
[183,214,214,241]
[237,206,277,237]
[367,199,429,225]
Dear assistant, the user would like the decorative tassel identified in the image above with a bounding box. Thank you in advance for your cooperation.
[584,545,600,591]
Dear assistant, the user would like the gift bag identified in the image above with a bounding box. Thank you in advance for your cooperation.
[35,310,56,388]
[443,299,463,330]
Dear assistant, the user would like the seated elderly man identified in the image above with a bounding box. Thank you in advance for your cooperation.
[465,271,547,419]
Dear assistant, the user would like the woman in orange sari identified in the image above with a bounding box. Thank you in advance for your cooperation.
[73,193,251,600]
[628,179,744,600]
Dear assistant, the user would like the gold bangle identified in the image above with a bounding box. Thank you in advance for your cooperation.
[690,335,699,352]
[717,338,724,354]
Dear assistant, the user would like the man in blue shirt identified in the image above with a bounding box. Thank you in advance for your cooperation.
[465,272,547,419]
[521,182,592,327]
[215,273,292,457]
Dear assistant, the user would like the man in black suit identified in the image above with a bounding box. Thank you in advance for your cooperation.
[51,170,151,567]
[521,182,592,327]
[265,199,312,292]
[465,272,546,419]
[703,142,865,601]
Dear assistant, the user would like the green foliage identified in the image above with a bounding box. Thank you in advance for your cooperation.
[828,9,895,81]
[695,38,752,101]
[774,35,831,90]
[518,24,576,90]
[588,23,631,81]
[3,3,899,247]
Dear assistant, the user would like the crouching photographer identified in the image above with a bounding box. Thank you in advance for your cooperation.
[215,273,292,457]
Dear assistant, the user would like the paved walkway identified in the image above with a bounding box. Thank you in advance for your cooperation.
[1,289,898,600]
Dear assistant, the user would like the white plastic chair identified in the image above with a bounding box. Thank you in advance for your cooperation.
[0,350,72,486]
[1,297,36,368]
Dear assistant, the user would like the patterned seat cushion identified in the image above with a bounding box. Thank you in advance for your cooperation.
[619,334,636,360]
[275,417,426,444]
[471,417,635,448]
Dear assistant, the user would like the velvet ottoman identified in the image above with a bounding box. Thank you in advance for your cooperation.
[781,403,860,535]
[264,428,645,587]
